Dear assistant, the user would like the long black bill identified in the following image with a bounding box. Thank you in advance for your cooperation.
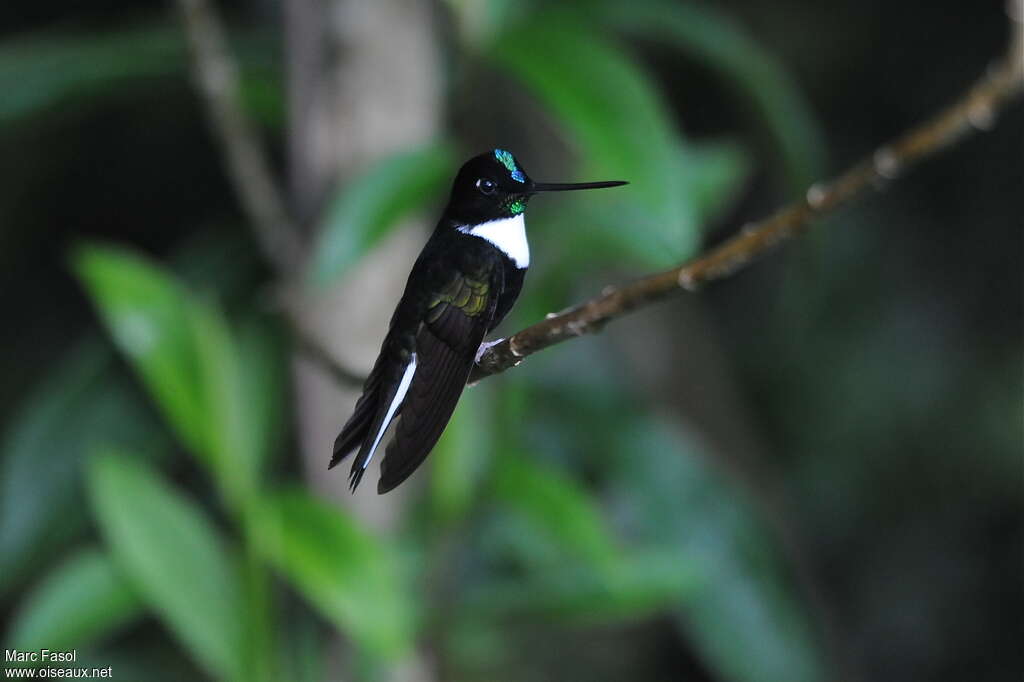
[530,180,628,193]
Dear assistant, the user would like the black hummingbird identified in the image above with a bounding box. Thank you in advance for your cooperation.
[330,149,627,493]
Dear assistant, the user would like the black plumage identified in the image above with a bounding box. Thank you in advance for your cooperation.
[330,149,625,493]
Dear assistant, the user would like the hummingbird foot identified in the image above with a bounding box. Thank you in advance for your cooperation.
[474,338,505,364]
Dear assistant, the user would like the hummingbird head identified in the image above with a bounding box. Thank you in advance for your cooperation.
[446,149,627,226]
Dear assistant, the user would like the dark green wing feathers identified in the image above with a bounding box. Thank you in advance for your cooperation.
[378,265,498,492]
[331,250,503,493]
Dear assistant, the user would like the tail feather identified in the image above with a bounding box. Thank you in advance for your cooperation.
[328,353,388,469]
[377,327,475,493]
[329,388,378,469]
[345,355,416,490]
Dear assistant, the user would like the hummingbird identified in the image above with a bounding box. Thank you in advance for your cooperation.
[329,149,627,493]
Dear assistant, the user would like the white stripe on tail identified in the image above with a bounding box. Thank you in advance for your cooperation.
[364,353,417,468]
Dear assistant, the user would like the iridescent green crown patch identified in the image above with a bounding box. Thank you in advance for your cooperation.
[494,149,526,183]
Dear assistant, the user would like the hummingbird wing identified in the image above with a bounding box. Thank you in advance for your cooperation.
[376,261,501,493]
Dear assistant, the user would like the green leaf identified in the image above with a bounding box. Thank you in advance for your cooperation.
[252,489,414,660]
[310,141,456,286]
[6,547,143,651]
[596,0,826,190]
[464,548,694,624]
[73,244,207,456]
[234,315,288,479]
[0,26,185,124]
[74,243,273,507]
[610,418,826,682]
[490,16,700,264]
[188,300,258,508]
[0,337,171,597]
[84,633,210,681]
[0,25,280,128]
[87,452,244,680]
[430,383,494,526]
[687,139,753,226]
[493,455,618,569]
[277,608,326,682]
[520,371,826,681]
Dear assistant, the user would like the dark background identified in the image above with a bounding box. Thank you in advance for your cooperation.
[1,1,1020,681]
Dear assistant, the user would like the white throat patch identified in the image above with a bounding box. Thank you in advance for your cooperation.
[458,214,530,267]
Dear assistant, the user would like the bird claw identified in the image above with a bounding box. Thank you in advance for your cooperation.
[475,338,505,364]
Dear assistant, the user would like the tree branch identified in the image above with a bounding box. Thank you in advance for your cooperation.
[291,326,369,387]
[178,0,1021,390]
[177,0,304,274]
[470,7,1023,384]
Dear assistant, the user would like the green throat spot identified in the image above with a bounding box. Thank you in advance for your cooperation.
[509,199,525,215]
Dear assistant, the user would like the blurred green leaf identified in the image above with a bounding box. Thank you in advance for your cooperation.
[430,383,494,526]
[87,629,209,681]
[6,547,143,651]
[73,244,207,457]
[493,455,618,569]
[88,452,243,680]
[491,16,699,264]
[74,243,277,508]
[474,450,695,625]
[3,234,264,602]
[277,606,326,682]
[0,25,281,128]
[522,369,826,681]
[0,26,184,124]
[252,489,415,660]
[687,139,752,226]
[0,337,171,598]
[234,314,288,479]
[310,141,456,286]
[188,300,259,508]
[596,0,825,189]
[609,417,826,682]
[465,548,694,624]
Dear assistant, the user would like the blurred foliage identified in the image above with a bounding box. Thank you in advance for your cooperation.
[492,14,703,264]
[1,0,1020,680]
[0,23,281,127]
[310,142,458,286]
[0,339,173,596]
[6,547,143,653]
[0,26,186,124]
[592,0,825,190]
[253,489,415,660]
[88,451,245,679]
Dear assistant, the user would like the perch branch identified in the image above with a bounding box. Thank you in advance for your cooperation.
[289,320,369,387]
[177,0,303,274]
[470,8,1023,383]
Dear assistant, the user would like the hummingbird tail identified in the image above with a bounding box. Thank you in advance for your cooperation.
[330,362,387,469]
[330,408,372,469]
[377,327,474,493]
[346,355,417,491]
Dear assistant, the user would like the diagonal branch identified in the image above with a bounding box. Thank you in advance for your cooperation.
[177,0,304,274]
[287,315,369,387]
[470,7,1024,384]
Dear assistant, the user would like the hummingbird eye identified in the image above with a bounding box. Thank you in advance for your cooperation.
[475,178,497,195]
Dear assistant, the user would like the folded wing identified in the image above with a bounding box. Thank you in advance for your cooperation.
[377,264,499,493]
